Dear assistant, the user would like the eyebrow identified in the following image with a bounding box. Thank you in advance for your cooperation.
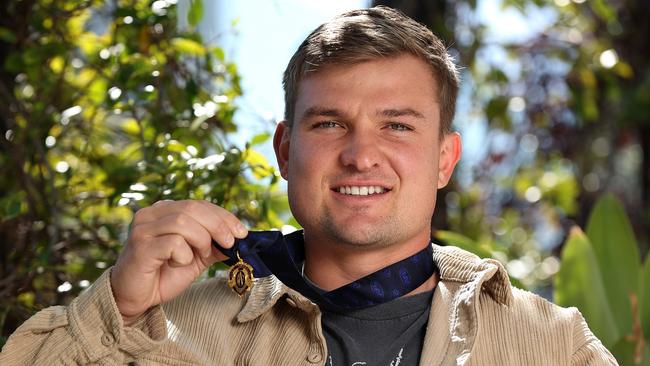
[301,106,344,120]
[300,106,425,120]
[378,108,425,119]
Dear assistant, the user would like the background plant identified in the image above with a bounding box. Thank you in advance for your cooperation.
[2,1,648,364]
[378,0,649,296]
[555,195,647,364]
[0,0,284,346]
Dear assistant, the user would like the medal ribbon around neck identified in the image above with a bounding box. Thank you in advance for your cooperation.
[215,230,437,312]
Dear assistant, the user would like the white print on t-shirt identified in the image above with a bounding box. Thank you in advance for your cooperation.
[389,348,404,366]
[330,347,405,366]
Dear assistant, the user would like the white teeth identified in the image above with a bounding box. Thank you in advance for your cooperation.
[337,185,387,196]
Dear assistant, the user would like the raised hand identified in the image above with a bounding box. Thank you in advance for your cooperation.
[110,200,248,325]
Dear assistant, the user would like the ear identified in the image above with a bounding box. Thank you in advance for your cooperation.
[273,121,291,180]
[437,132,462,189]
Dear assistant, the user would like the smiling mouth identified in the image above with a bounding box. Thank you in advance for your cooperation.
[333,185,391,196]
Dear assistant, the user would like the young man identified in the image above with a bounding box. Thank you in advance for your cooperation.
[1,6,616,365]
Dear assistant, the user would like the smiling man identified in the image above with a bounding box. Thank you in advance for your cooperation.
[278,54,458,295]
[1,6,616,366]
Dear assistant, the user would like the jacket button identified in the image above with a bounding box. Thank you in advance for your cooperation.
[307,353,322,363]
[101,332,115,347]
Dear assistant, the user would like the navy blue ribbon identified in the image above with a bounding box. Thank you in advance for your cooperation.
[215,230,436,311]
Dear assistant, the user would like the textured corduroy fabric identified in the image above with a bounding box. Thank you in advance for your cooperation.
[1,244,618,365]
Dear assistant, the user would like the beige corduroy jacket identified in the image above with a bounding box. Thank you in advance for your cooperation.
[1,244,617,365]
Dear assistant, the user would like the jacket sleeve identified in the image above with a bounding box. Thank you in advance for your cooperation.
[570,309,619,366]
[0,268,168,365]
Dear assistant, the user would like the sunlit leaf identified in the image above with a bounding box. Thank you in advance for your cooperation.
[213,47,225,61]
[614,61,634,79]
[250,132,270,146]
[245,149,272,179]
[167,140,186,153]
[188,0,204,26]
[17,292,35,308]
[65,9,90,37]
[586,194,639,337]
[555,227,619,348]
[121,118,141,135]
[88,78,108,104]
[590,0,616,22]
[77,32,105,57]
[49,56,65,74]
[171,37,206,56]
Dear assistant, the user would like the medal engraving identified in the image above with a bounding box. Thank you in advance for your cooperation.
[228,252,254,296]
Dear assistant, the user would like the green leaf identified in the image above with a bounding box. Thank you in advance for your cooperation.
[1,193,25,221]
[213,47,225,62]
[586,194,639,336]
[4,52,22,72]
[187,0,204,26]
[121,118,141,135]
[88,77,108,104]
[434,230,493,259]
[485,96,512,129]
[610,337,650,366]
[245,149,272,179]
[590,0,616,22]
[0,27,16,43]
[167,140,186,153]
[171,38,206,56]
[250,132,270,146]
[554,227,619,348]
[17,292,35,308]
[487,69,509,83]
[640,256,650,339]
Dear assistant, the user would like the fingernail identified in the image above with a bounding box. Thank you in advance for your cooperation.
[224,233,235,247]
[236,223,248,236]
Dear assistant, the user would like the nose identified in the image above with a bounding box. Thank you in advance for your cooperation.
[339,130,381,171]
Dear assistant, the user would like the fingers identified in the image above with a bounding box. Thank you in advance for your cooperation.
[133,200,248,249]
[156,234,194,267]
[132,213,213,258]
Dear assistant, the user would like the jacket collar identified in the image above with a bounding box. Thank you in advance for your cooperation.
[236,243,513,322]
[432,244,513,306]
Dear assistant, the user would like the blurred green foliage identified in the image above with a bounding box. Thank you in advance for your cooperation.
[444,194,647,363]
[378,0,650,295]
[0,0,285,346]
[555,195,647,364]
[2,0,649,362]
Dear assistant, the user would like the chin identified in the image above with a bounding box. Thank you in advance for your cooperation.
[322,224,397,249]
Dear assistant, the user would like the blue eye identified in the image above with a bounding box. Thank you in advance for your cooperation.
[388,123,412,131]
[314,121,339,129]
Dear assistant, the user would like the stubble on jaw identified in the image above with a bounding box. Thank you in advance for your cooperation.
[314,205,405,250]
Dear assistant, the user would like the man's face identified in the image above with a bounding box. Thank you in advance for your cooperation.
[274,54,461,251]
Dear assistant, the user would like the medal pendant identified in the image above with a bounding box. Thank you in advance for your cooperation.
[228,252,254,297]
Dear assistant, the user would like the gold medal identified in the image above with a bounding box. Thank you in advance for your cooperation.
[227,251,254,297]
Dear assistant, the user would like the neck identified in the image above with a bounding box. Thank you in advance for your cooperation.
[303,231,433,292]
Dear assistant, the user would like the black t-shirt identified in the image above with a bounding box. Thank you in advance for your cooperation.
[320,289,434,366]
